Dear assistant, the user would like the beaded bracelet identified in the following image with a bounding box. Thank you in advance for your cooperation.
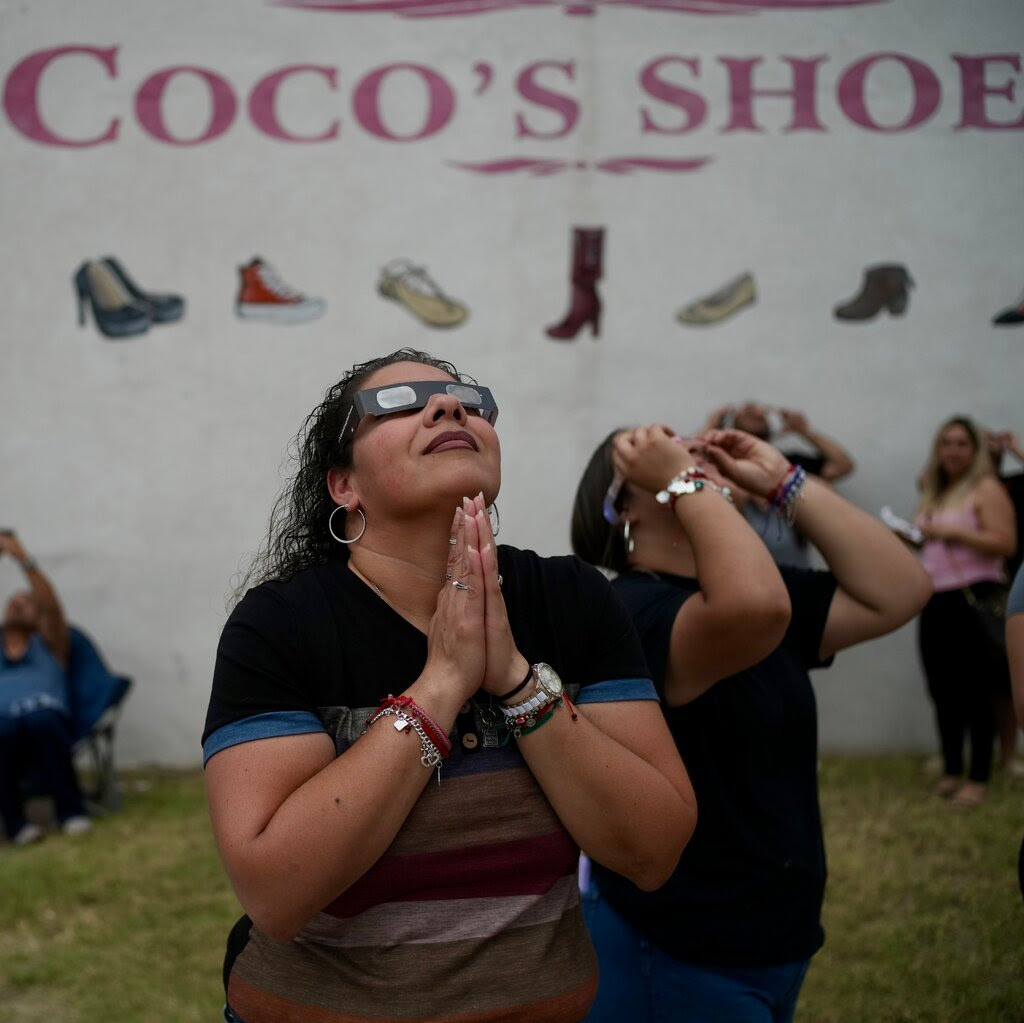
[505,697,562,739]
[769,465,807,525]
[656,467,734,510]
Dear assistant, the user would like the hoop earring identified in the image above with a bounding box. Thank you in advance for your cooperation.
[488,503,500,537]
[329,504,366,545]
[623,520,635,555]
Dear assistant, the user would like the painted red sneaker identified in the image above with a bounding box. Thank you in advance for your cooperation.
[236,258,325,324]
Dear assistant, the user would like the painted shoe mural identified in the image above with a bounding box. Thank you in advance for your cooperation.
[236,257,326,324]
[992,285,1024,326]
[833,264,913,321]
[546,227,604,341]
[377,259,468,328]
[73,257,184,340]
[676,271,756,326]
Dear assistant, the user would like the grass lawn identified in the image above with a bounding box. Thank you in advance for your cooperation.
[1,757,1022,1022]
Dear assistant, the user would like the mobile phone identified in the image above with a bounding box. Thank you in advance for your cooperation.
[880,506,924,546]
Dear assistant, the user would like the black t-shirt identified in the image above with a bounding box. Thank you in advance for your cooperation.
[593,566,837,968]
[203,545,651,755]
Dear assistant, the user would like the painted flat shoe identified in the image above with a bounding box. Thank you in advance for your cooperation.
[677,271,756,326]
[378,259,468,328]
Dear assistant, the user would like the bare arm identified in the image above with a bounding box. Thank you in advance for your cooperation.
[704,430,933,661]
[791,477,933,659]
[516,698,696,890]
[0,532,69,666]
[610,427,790,705]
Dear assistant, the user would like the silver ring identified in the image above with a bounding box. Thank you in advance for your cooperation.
[448,536,458,546]
[452,579,471,591]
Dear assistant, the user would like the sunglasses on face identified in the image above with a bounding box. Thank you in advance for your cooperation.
[341,380,499,441]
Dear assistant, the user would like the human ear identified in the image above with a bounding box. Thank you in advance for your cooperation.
[326,468,358,511]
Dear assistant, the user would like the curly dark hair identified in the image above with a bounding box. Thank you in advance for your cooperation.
[233,348,467,601]
[570,429,630,575]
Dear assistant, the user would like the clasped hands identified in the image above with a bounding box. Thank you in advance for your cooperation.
[612,425,791,502]
[424,493,528,705]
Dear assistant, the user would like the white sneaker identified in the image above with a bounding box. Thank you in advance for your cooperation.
[61,815,92,837]
[12,823,45,846]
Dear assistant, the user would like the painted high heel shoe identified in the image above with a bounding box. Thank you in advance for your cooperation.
[834,264,914,321]
[676,271,755,326]
[546,227,604,340]
[73,261,151,339]
[100,256,184,323]
[992,286,1024,326]
[377,259,468,328]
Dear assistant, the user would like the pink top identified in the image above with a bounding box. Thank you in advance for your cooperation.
[917,503,1005,592]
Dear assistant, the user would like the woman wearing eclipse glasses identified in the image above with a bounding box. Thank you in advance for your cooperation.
[202,349,696,1022]
[571,424,932,1023]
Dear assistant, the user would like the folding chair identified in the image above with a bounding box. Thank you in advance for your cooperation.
[66,626,132,812]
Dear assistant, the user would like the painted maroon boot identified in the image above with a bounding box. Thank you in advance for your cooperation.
[546,227,604,341]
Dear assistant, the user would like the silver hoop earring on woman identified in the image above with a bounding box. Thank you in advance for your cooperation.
[623,520,635,555]
[329,504,366,545]
[488,503,500,537]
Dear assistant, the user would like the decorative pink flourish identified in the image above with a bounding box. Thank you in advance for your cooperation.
[275,0,884,18]
[594,156,711,173]
[449,155,712,175]
[448,158,571,175]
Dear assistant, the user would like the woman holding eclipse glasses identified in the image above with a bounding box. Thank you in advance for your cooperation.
[571,424,931,1022]
[202,349,696,1022]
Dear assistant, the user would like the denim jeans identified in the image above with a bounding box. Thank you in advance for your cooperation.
[582,885,810,1023]
[0,708,85,836]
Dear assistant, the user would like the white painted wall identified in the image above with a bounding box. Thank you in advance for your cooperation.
[2,0,1022,764]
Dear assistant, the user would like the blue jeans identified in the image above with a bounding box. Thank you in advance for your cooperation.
[582,886,810,1023]
[0,708,86,836]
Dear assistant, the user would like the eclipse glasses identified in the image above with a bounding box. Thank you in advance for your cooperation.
[341,380,498,441]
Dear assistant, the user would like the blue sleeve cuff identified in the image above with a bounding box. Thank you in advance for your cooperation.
[574,677,659,704]
[203,710,326,765]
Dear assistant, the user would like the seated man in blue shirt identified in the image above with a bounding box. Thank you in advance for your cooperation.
[0,530,90,845]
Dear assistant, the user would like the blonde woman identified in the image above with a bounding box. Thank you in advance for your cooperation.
[915,416,1017,807]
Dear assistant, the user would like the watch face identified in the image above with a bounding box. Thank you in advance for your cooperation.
[534,662,563,697]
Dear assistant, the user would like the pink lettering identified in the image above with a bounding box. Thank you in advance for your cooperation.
[135,67,237,145]
[352,64,454,141]
[720,57,827,133]
[638,56,706,135]
[515,61,579,140]
[249,65,340,142]
[952,54,1024,130]
[837,53,941,132]
[3,45,119,147]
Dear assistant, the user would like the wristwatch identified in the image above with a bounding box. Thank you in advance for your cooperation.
[500,663,563,718]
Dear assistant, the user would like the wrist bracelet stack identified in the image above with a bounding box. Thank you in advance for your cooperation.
[656,466,733,510]
[364,694,453,784]
[768,464,807,524]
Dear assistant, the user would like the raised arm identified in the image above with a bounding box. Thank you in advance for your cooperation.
[0,531,69,667]
[612,426,791,705]
[779,409,855,482]
[704,429,933,661]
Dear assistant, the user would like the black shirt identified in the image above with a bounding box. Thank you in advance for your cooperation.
[593,566,837,967]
